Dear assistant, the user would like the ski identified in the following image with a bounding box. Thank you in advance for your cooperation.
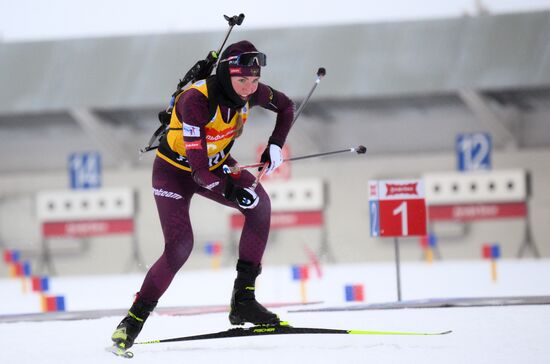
[135,322,452,346]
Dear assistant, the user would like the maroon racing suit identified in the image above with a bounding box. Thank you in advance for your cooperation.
[137,81,294,303]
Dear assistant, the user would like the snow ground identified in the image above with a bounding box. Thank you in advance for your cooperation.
[1,260,549,363]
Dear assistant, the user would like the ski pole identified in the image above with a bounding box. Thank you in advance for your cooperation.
[223,67,327,176]
[292,67,326,127]
[223,145,367,175]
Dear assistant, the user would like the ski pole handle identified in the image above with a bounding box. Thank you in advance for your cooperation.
[223,163,263,175]
[222,162,268,190]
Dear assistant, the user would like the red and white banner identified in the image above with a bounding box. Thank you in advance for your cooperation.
[230,211,323,230]
[42,219,134,238]
[428,202,527,221]
[369,179,425,201]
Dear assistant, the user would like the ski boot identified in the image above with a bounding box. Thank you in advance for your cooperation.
[111,296,157,351]
[229,260,280,326]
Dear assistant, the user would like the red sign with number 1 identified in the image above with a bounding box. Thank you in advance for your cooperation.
[369,180,427,237]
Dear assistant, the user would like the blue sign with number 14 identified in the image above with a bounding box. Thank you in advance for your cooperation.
[68,152,102,189]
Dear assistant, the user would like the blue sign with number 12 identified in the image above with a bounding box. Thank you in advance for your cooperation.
[456,133,492,171]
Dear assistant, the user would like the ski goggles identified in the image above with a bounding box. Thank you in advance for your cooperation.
[221,52,267,67]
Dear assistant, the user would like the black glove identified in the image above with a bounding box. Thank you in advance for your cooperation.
[223,177,259,209]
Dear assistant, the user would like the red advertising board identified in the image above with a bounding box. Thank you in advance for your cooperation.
[42,219,134,238]
[428,202,527,221]
[230,211,323,230]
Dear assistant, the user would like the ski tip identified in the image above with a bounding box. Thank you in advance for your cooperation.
[349,328,454,336]
[106,344,134,359]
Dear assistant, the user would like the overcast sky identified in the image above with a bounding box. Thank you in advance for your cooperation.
[1,0,550,42]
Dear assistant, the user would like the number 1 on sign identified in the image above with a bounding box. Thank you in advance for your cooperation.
[393,201,408,236]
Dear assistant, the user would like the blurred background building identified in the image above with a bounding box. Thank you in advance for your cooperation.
[0,0,549,276]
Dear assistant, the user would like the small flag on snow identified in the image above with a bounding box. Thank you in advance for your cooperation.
[31,276,50,292]
[291,265,309,281]
[41,295,66,312]
[345,284,364,302]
